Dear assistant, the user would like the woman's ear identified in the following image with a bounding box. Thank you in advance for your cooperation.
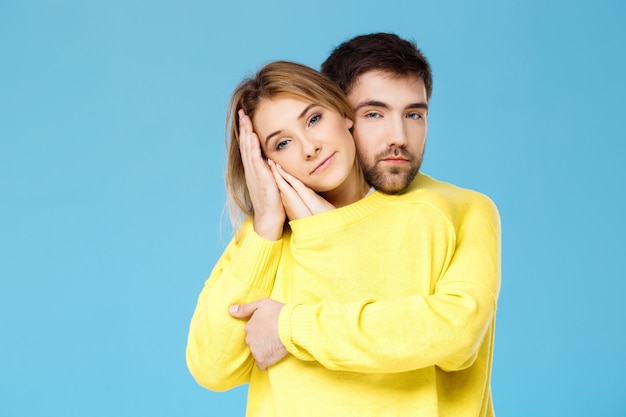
[344,117,354,130]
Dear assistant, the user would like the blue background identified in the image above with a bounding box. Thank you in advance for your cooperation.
[1,0,625,416]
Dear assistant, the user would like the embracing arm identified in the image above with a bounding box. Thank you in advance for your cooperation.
[277,195,501,374]
[186,220,283,390]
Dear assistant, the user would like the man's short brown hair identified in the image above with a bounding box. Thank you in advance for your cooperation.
[321,32,433,101]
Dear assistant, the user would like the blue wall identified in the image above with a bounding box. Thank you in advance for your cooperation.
[1,0,625,415]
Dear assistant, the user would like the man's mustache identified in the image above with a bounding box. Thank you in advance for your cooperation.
[377,146,413,161]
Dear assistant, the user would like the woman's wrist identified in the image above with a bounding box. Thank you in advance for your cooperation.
[253,215,283,241]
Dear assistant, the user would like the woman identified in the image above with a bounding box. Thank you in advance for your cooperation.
[225,60,370,238]
[186,61,463,417]
[187,59,374,391]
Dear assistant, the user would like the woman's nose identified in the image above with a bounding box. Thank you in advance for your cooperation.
[303,138,322,160]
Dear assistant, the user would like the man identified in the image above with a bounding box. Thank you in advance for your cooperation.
[225,33,500,416]
[321,32,432,194]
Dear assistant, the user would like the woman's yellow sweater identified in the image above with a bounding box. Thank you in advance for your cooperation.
[186,173,501,417]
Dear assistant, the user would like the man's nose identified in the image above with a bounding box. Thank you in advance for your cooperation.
[387,118,409,147]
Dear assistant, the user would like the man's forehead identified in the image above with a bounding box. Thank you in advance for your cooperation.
[347,71,427,106]
[350,70,422,92]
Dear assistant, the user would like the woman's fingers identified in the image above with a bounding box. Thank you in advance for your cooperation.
[238,110,285,240]
[269,160,312,220]
[238,111,264,165]
[273,162,335,215]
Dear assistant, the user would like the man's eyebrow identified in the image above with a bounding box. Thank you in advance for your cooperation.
[407,103,429,111]
[354,100,389,112]
[353,101,429,112]
[264,103,318,147]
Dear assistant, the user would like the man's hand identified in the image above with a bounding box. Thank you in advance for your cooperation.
[229,298,288,370]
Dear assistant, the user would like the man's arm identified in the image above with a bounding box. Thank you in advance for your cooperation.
[236,194,500,373]
[283,195,500,373]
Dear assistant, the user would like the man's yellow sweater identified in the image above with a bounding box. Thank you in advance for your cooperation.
[186,173,501,417]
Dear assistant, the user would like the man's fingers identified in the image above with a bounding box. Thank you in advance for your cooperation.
[229,300,259,318]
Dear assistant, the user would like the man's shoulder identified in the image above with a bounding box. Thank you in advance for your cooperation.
[397,173,498,214]
[403,173,482,197]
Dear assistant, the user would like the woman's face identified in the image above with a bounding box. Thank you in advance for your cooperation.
[252,94,356,193]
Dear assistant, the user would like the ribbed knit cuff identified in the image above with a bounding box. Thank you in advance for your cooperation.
[278,303,315,361]
[228,226,283,290]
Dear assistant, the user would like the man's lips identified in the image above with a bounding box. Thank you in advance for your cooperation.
[310,152,336,174]
[380,157,409,165]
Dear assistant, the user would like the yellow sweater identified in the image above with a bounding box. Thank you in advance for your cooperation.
[186,173,501,417]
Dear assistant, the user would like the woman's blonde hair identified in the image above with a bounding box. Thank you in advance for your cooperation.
[225,60,355,226]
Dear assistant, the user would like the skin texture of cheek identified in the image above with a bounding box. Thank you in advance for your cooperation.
[354,141,376,171]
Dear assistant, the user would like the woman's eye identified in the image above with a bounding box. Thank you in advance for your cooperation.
[276,139,290,151]
[309,114,322,126]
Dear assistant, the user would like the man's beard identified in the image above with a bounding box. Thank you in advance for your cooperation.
[361,146,423,194]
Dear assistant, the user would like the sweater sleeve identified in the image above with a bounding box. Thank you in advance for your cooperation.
[186,220,283,390]
[277,196,501,374]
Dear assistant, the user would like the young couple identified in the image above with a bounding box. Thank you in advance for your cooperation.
[187,33,501,417]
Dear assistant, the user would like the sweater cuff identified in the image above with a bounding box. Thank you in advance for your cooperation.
[229,226,283,290]
[278,304,315,361]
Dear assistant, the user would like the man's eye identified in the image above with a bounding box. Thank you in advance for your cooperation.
[365,112,380,119]
[407,112,423,120]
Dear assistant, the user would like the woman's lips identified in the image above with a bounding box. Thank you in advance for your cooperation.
[311,152,336,174]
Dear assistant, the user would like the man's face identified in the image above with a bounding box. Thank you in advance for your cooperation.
[347,71,428,193]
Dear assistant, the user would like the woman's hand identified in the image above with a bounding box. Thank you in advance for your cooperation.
[238,110,285,240]
[269,160,335,220]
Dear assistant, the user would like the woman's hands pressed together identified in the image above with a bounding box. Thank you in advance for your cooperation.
[268,160,335,220]
[238,110,335,239]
